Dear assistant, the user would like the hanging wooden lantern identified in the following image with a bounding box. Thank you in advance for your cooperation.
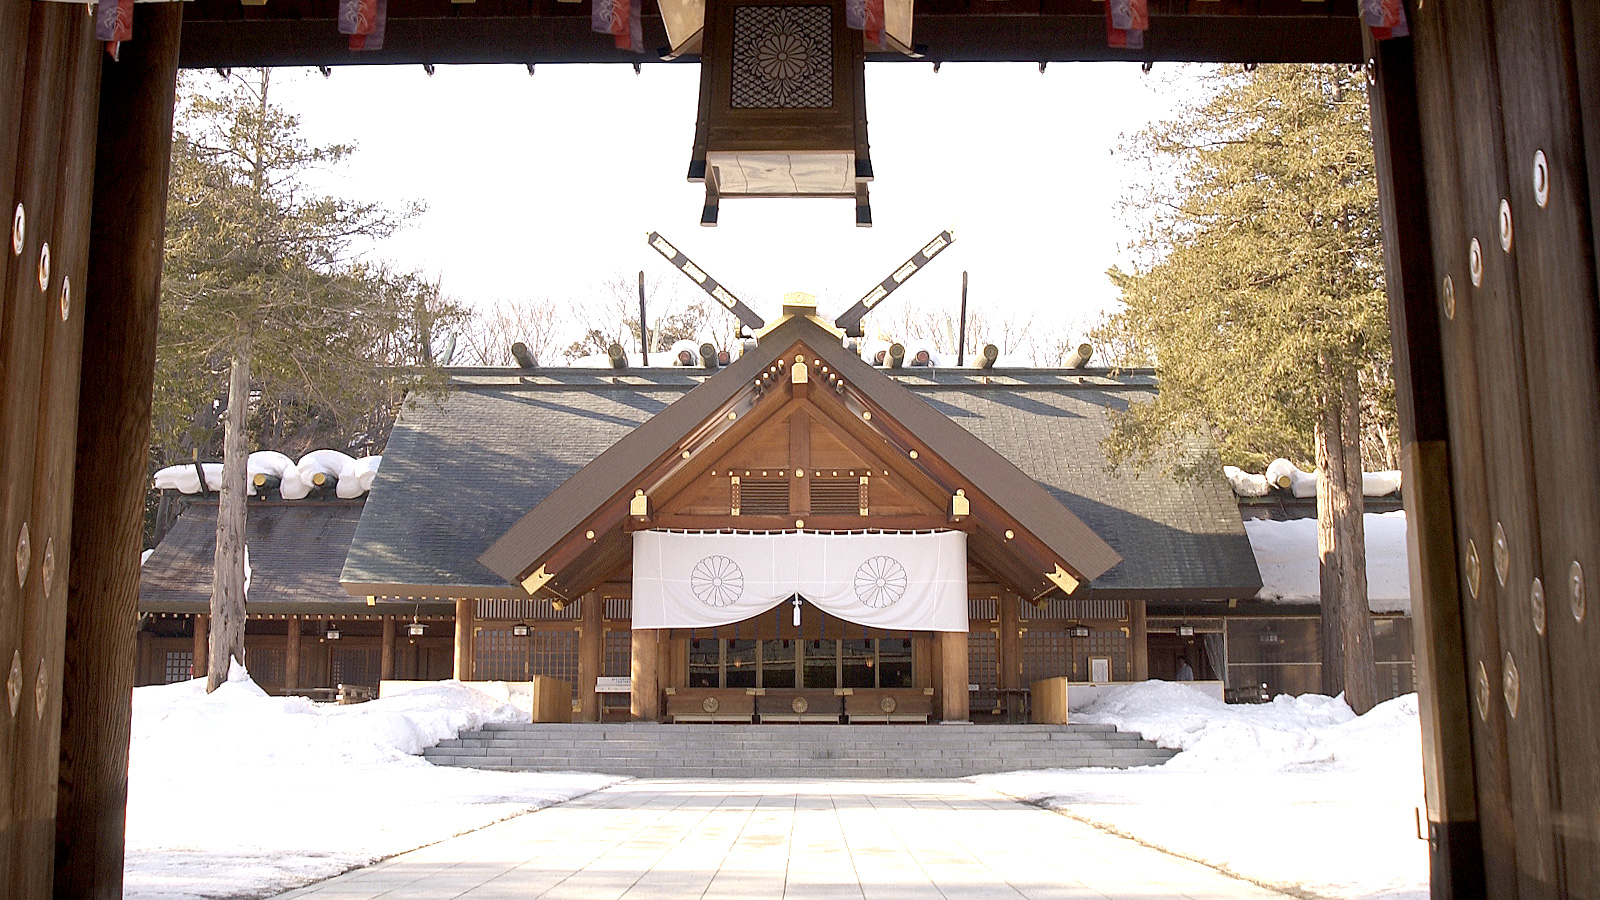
[686,0,874,227]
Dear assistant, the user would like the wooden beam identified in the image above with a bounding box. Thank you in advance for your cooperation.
[285,617,301,692]
[998,593,1021,691]
[938,630,968,722]
[578,591,602,722]
[1130,599,1148,681]
[193,616,209,680]
[1368,29,1486,900]
[380,616,395,682]
[630,628,660,721]
[453,599,474,680]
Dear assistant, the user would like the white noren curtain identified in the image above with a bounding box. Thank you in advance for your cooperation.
[631,530,967,632]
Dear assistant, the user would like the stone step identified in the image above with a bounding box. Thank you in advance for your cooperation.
[422,722,1174,777]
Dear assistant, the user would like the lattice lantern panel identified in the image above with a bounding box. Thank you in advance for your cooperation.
[689,0,873,226]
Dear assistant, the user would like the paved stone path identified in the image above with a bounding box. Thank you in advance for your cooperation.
[273,779,1291,900]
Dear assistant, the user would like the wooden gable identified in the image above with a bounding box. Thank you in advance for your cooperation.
[480,315,1120,604]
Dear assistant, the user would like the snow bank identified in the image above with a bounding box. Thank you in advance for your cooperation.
[125,669,618,900]
[151,462,222,494]
[1248,511,1411,612]
[975,683,1425,900]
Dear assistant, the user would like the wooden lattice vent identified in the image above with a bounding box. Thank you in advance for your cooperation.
[732,476,789,516]
[811,477,868,516]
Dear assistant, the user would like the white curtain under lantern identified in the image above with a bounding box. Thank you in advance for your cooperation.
[631,530,968,631]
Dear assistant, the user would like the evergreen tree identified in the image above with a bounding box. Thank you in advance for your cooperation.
[1098,65,1394,712]
[156,69,464,690]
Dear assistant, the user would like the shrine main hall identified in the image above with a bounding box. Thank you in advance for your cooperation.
[334,296,1262,723]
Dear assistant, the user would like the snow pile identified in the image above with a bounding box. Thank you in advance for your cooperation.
[151,450,381,500]
[125,666,618,900]
[975,683,1425,900]
[1248,510,1411,612]
[1239,459,1402,499]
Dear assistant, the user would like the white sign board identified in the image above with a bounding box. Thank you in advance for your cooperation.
[595,676,632,693]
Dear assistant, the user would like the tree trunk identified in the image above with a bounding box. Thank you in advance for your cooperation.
[207,346,250,691]
[1317,355,1377,713]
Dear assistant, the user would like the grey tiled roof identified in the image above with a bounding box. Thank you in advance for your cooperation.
[343,367,1260,600]
[142,501,360,613]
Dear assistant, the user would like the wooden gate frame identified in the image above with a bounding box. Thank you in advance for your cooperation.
[6,3,1600,898]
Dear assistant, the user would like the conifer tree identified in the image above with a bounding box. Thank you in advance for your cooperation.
[1099,65,1393,711]
[157,70,463,690]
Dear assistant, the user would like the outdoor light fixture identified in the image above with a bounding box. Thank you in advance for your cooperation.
[1259,632,1281,644]
[1069,624,1090,638]
[1178,625,1195,637]
[512,623,530,637]
[325,627,342,641]
[677,0,918,225]
[406,621,426,637]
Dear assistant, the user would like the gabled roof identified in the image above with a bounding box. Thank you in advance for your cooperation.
[476,315,1123,598]
[341,336,1260,602]
[141,500,454,615]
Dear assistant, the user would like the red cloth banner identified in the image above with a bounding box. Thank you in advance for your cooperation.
[593,0,644,53]
[1360,0,1409,40]
[1105,0,1146,50]
[95,0,133,60]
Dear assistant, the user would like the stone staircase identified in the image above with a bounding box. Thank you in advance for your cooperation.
[422,723,1176,778]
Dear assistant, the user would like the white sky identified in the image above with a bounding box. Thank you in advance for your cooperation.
[268,61,1193,356]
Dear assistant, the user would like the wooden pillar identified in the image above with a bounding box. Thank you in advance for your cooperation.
[938,630,969,722]
[53,6,182,898]
[192,615,208,679]
[1368,28,1490,899]
[284,617,301,692]
[379,616,394,683]
[630,628,660,721]
[3,4,103,893]
[453,599,473,681]
[1130,600,1149,682]
[578,592,602,722]
[997,594,1021,691]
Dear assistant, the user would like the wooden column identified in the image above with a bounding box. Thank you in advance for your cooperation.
[1130,600,1149,682]
[192,615,208,680]
[379,616,394,683]
[630,627,660,721]
[997,594,1021,691]
[578,592,602,722]
[452,599,473,681]
[54,6,182,898]
[284,617,301,692]
[1369,32,1487,900]
[938,630,969,722]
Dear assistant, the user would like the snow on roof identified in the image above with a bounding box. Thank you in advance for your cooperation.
[1229,460,1402,500]
[151,452,381,500]
[1245,511,1410,614]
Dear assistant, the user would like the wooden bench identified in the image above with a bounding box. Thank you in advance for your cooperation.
[666,687,757,723]
[756,689,843,723]
[842,688,934,723]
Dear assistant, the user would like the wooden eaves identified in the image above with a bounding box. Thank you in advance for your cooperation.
[479,314,1122,602]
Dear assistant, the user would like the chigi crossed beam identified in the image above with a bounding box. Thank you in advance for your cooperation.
[647,229,955,339]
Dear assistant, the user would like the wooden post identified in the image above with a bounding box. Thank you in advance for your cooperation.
[192,615,208,679]
[578,592,602,722]
[630,628,660,721]
[1368,30,1488,899]
[54,5,182,898]
[998,594,1021,691]
[1130,600,1149,682]
[453,598,474,681]
[284,617,301,692]
[379,616,394,683]
[938,630,969,722]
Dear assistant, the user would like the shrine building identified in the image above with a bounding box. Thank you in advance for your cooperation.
[331,295,1263,722]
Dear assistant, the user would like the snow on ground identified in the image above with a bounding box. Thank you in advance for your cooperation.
[125,664,619,900]
[1248,511,1412,613]
[975,681,1426,900]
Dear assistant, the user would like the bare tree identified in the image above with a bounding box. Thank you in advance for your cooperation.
[456,297,565,367]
